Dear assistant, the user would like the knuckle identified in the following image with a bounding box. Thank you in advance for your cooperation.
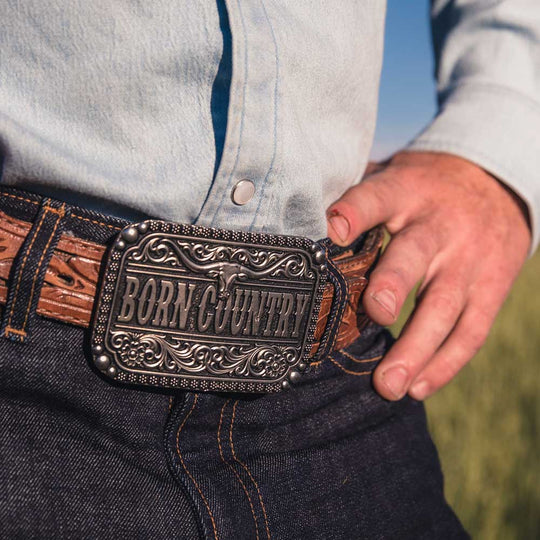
[361,182,388,221]
[452,326,488,357]
[401,228,437,259]
[370,266,407,294]
[425,288,464,321]
[461,305,496,353]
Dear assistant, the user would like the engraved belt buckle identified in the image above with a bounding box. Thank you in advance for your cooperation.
[91,221,328,393]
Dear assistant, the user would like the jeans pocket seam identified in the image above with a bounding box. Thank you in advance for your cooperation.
[230,400,272,540]
[329,354,372,376]
[218,399,263,540]
[174,394,220,540]
[339,348,383,364]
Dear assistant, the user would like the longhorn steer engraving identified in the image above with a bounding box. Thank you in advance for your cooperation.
[139,238,309,299]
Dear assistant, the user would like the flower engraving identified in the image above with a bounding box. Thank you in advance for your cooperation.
[115,333,156,367]
[265,358,288,378]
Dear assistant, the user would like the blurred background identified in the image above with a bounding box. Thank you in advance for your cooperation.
[372,2,540,538]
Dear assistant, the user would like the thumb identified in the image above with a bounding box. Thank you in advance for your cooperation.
[326,175,396,246]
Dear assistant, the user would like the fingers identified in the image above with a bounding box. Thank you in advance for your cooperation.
[327,175,408,246]
[324,152,529,402]
[372,274,467,400]
[363,226,437,326]
[407,300,498,400]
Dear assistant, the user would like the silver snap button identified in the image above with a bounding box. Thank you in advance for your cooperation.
[231,179,255,206]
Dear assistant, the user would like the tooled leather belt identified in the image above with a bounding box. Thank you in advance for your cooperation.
[0,201,383,394]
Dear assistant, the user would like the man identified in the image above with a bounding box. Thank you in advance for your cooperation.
[0,0,537,538]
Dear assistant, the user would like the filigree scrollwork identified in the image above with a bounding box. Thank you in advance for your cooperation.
[110,331,299,380]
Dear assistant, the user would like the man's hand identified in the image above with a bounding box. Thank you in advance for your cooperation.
[326,151,531,401]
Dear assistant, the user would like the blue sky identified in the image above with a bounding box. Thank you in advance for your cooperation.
[372,0,437,159]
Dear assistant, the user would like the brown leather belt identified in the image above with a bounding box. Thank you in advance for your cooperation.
[0,203,383,393]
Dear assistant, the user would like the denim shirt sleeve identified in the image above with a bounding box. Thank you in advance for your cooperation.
[407,0,540,254]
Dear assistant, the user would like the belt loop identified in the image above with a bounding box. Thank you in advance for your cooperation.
[1,198,69,343]
[310,238,349,363]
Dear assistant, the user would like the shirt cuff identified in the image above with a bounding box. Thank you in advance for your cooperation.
[407,82,540,256]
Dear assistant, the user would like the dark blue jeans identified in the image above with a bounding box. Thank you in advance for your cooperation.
[0,188,468,539]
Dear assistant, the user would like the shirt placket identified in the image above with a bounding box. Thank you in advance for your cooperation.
[194,0,279,233]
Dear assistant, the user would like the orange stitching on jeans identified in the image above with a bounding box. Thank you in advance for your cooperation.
[339,350,383,364]
[4,326,27,339]
[230,400,271,540]
[72,213,122,230]
[1,191,120,230]
[329,355,371,376]
[218,400,260,540]
[20,205,66,331]
[175,394,219,540]
[1,193,121,230]
[41,205,64,216]
[1,192,39,206]
[4,206,50,334]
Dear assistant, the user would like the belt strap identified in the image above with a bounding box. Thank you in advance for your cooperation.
[0,209,383,356]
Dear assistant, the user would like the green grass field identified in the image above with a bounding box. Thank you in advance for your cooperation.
[391,251,540,539]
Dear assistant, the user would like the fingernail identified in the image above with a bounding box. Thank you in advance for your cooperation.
[409,381,430,401]
[328,213,350,243]
[381,366,409,399]
[371,289,397,318]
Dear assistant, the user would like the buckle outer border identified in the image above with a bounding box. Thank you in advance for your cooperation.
[90,220,328,393]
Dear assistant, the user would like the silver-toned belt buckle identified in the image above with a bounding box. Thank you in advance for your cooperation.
[91,221,328,393]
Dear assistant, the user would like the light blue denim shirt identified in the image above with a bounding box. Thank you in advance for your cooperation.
[1,0,539,251]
